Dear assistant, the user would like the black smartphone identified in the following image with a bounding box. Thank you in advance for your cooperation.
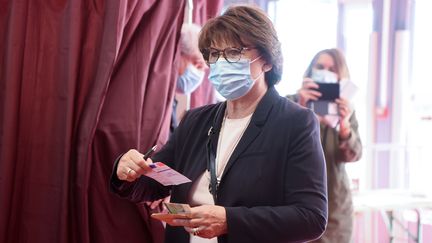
[312,82,340,101]
[307,82,340,116]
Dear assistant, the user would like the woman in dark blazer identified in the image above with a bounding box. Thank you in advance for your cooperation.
[110,5,327,243]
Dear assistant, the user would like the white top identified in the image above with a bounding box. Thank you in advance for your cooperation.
[188,114,252,243]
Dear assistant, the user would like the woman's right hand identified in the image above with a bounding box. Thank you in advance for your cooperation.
[297,78,322,107]
[117,149,153,182]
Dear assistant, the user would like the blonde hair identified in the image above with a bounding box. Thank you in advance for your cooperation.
[304,48,351,81]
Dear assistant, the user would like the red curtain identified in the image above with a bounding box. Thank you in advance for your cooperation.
[0,0,185,242]
[189,0,224,108]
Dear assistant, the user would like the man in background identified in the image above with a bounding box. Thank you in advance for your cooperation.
[170,23,207,134]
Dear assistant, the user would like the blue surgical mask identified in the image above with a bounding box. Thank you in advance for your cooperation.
[311,69,338,83]
[177,64,205,94]
[208,57,262,100]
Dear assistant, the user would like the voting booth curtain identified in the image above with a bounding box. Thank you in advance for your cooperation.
[0,0,185,242]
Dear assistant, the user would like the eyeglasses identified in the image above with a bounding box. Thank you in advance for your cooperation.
[201,47,255,64]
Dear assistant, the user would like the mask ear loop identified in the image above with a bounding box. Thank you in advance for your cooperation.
[252,70,264,82]
[250,56,261,63]
[249,56,264,81]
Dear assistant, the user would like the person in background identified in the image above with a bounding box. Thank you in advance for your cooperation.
[288,48,362,243]
[170,23,207,134]
[111,5,327,243]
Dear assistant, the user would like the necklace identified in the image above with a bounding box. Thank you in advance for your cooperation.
[215,113,252,179]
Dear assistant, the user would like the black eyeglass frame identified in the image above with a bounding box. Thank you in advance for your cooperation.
[200,46,255,64]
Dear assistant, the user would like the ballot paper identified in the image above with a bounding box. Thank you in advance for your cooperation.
[146,162,191,186]
[340,79,358,100]
[322,79,359,128]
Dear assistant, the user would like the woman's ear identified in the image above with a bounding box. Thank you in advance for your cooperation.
[263,63,273,72]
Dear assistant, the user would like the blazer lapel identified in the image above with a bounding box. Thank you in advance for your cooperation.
[210,102,226,155]
[220,87,279,180]
[175,102,226,203]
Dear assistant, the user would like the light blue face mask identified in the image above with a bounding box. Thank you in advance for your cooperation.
[311,69,338,83]
[208,57,262,100]
[176,64,205,94]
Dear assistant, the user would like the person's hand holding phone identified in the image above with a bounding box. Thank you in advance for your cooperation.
[297,78,322,107]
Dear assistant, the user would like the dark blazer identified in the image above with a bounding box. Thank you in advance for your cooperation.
[110,87,328,243]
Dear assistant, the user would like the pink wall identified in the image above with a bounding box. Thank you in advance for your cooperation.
[353,212,432,242]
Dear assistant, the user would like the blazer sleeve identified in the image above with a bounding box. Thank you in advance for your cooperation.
[108,111,193,203]
[225,109,328,243]
[336,111,363,162]
[109,155,171,203]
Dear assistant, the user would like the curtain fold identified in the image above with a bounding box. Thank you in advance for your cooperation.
[0,0,185,242]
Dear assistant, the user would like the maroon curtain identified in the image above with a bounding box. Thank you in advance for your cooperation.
[189,0,224,108]
[0,0,185,243]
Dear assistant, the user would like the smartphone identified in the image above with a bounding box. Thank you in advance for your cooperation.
[307,100,338,116]
[312,82,340,101]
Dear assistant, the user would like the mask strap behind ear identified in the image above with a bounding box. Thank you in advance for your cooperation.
[250,56,266,81]
[250,55,261,63]
[252,71,264,82]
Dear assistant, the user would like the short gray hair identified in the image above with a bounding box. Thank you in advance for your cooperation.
[179,23,201,56]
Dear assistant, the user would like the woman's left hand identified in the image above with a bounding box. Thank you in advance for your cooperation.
[336,98,352,139]
[169,205,227,239]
